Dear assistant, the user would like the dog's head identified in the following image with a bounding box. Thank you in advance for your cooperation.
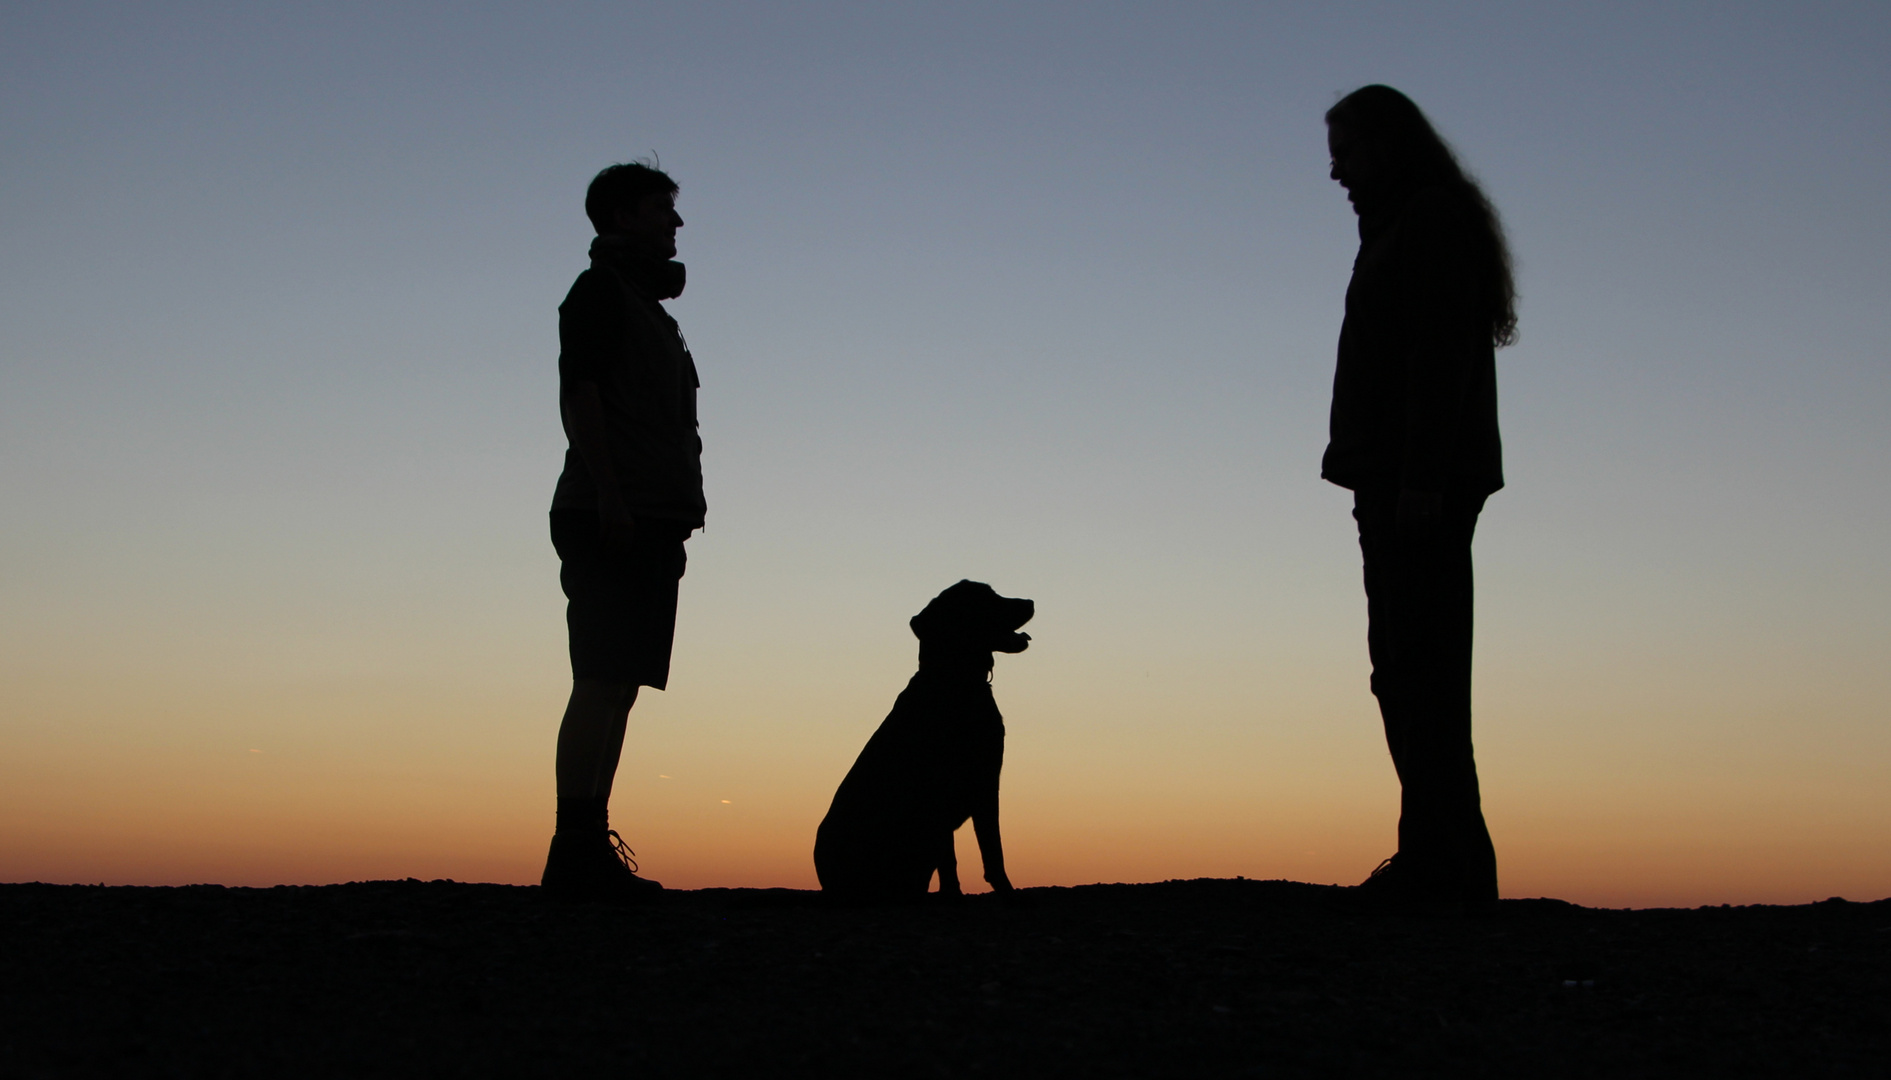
[910,580,1034,669]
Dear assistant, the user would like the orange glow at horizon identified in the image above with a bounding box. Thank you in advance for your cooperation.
[6,621,1886,910]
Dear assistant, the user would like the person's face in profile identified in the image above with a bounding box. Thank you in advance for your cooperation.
[1327,122,1377,213]
[609,192,684,260]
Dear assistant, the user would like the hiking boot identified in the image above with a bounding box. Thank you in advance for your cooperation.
[1357,854,1405,891]
[539,831,593,897]
[1342,854,1463,916]
[598,829,664,899]
[540,829,664,905]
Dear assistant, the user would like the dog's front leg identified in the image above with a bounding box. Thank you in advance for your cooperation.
[934,829,962,896]
[972,795,1012,892]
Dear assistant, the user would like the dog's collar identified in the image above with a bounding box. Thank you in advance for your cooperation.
[913,664,995,685]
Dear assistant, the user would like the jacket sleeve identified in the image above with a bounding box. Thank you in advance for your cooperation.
[1397,189,1486,492]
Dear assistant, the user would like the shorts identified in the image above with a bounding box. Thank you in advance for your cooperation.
[550,509,690,689]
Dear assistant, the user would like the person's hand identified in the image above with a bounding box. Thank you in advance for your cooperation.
[1396,487,1443,537]
[598,494,638,547]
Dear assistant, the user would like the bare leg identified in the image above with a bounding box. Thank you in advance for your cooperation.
[544,678,662,897]
[555,679,638,799]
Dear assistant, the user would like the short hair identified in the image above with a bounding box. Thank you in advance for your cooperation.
[584,161,679,233]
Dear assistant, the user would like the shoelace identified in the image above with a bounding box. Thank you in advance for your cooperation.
[606,830,641,875]
[1366,856,1398,881]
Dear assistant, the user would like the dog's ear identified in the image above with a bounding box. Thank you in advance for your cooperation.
[911,580,980,641]
[910,594,943,640]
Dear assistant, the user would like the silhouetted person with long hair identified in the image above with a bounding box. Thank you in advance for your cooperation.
[1323,86,1516,913]
[541,161,704,902]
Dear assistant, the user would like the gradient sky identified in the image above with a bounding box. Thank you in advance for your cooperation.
[3,1,1887,907]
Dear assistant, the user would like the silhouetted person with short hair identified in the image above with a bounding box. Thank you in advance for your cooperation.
[1323,85,1517,914]
[540,161,704,903]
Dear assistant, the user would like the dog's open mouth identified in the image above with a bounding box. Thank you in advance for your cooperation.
[995,598,1035,652]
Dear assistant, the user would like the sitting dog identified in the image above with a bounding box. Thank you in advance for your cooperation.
[814,580,1034,901]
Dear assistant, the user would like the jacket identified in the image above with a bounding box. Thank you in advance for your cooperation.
[1322,184,1504,496]
[550,242,706,527]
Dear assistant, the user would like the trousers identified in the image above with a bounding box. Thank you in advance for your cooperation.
[1353,486,1498,901]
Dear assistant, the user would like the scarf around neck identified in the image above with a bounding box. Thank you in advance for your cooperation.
[589,235,686,300]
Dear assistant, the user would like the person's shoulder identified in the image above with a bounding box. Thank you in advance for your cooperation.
[561,265,627,313]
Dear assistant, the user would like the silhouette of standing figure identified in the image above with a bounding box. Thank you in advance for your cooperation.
[1323,86,1517,913]
[541,161,704,903]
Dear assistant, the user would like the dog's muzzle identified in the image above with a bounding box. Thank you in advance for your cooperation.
[995,598,1035,652]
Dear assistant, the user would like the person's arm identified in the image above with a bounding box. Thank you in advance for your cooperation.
[558,271,636,545]
[560,381,636,544]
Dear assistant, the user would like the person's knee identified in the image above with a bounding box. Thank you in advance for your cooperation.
[571,679,637,714]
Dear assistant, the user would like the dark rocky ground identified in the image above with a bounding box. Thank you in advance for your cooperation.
[3,878,1886,1078]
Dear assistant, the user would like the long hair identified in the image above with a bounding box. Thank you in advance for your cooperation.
[1327,85,1518,347]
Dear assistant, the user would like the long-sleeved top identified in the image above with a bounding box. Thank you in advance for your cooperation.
[550,238,706,527]
[1322,184,1504,496]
